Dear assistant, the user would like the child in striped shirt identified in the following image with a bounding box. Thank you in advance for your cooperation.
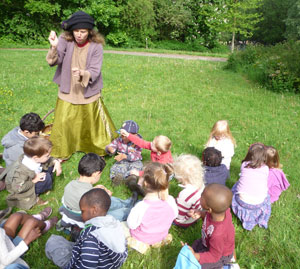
[65,188,128,268]
[173,154,205,227]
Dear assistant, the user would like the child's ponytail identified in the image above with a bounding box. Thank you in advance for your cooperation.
[143,162,173,200]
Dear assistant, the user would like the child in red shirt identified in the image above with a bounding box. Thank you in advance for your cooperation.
[183,184,235,268]
[120,129,172,195]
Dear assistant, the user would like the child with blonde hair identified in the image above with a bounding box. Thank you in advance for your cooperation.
[120,129,173,195]
[125,162,178,254]
[231,143,271,230]
[173,154,205,227]
[266,146,290,203]
[206,120,236,170]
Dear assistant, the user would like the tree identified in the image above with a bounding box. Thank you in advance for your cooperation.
[120,0,156,43]
[285,0,300,40]
[153,0,192,41]
[221,0,263,52]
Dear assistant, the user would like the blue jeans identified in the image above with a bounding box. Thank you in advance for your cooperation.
[107,196,135,221]
[5,264,28,269]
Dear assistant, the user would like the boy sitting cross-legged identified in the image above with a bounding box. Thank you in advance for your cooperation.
[46,188,128,269]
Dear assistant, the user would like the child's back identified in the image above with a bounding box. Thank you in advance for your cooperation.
[266,146,290,203]
[173,154,205,227]
[206,120,236,170]
[231,143,271,230]
[202,147,229,186]
[128,195,177,245]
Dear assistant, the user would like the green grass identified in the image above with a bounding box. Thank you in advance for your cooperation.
[0,49,300,269]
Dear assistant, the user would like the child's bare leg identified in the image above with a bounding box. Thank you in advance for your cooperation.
[17,218,46,240]
[3,212,32,238]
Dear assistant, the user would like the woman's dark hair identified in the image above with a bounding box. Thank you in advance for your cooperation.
[78,153,106,176]
[202,147,222,167]
[20,112,45,132]
[63,29,105,45]
[242,143,266,169]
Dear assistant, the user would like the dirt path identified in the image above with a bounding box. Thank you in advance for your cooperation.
[1,48,227,62]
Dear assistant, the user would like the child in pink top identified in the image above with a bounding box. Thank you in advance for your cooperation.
[231,143,271,231]
[125,162,178,254]
[266,146,290,203]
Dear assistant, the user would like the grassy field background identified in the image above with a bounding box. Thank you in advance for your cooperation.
[0,49,300,268]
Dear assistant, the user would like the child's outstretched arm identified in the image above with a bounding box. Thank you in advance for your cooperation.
[105,139,118,155]
[120,129,151,150]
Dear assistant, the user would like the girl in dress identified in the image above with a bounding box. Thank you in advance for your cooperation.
[205,120,236,170]
[231,143,271,230]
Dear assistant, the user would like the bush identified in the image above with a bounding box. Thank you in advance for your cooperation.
[153,39,209,52]
[106,32,129,47]
[225,41,300,93]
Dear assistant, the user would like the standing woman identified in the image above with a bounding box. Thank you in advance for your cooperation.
[46,11,117,158]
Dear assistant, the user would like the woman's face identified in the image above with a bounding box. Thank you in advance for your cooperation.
[73,29,89,44]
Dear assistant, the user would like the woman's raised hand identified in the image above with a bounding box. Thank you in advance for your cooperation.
[48,30,58,48]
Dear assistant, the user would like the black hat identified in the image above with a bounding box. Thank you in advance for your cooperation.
[61,11,95,31]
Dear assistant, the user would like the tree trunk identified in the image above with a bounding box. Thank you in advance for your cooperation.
[231,31,235,53]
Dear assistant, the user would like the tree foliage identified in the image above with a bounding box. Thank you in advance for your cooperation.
[0,0,298,48]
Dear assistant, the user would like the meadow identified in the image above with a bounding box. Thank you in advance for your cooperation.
[0,49,299,268]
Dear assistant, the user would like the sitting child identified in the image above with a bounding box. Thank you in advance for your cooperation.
[173,154,205,227]
[47,188,128,269]
[1,208,57,269]
[203,147,229,186]
[183,184,235,268]
[120,128,173,192]
[105,120,143,185]
[125,162,178,254]
[205,120,236,170]
[60,153,138,230]
[231,143,271,231]
[1,112,45,167]
[266,146,290,203]
[0,137,62,209]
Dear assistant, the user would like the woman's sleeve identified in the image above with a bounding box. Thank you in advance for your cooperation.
[46,35,68,66]
[86,44,103,84]
[0,229,28,266]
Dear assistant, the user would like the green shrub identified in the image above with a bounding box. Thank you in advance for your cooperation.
[153,39,209,52]
[225,41,300,93]
[106,32,129,47]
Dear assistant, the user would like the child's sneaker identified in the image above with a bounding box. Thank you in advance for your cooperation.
[151,234,173,248]
[36,207,52,221]
[112,174,123,186]
[126,175,145,196]
[42,216,58,234]
[127,236,150,254]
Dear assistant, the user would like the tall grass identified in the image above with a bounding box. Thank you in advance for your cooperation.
[0,49,300,268]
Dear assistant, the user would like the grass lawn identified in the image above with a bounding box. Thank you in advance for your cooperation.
[0,49,300,269]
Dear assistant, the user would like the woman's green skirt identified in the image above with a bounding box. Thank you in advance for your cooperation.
[50,98,118,158]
